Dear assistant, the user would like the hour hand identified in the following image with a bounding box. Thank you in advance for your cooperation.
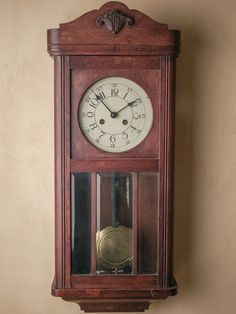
[127,98,139,107]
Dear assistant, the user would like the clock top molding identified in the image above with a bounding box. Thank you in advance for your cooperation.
[47,1,180,56]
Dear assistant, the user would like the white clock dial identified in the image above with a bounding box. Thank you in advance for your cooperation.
[78,77,153,153]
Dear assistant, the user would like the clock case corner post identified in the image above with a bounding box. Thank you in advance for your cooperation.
[53,55,71,290]
[159,55,177,288]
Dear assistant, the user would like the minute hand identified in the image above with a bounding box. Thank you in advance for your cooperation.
[91,90,112,113]
[115,99,139,114]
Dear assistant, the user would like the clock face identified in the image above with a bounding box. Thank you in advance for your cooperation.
[78,77,153,153]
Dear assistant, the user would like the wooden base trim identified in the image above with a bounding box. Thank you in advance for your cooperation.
[52,280,177,298]
[76,301,150,312]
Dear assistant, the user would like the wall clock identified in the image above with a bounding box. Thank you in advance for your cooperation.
[47,1,180,312]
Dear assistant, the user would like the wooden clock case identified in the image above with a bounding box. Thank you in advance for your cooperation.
[47,1,180,312]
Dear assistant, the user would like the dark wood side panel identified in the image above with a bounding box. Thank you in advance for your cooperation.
[159,56,176,288]
[54,56,64,289]
[54,56,71,289]
[164,56,176,287]
[64,56,72,288]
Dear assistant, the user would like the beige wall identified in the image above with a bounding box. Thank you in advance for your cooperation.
[1,0,236,313]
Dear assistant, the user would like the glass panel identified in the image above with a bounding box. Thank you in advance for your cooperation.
[96,172,132,274]
[71,173,91,274]
[138,172,159,274]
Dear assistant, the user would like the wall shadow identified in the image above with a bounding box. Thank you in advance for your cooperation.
[174,25,204,288]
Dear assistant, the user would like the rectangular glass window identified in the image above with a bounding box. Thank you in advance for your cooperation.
[71,171,159,276]
[138,172,159,274]
[71,173,91,274]
[96,172,132,274]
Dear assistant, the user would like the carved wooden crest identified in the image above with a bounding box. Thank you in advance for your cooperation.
[97,9,134,34]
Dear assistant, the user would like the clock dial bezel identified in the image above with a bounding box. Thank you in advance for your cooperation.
[78,77,153,153]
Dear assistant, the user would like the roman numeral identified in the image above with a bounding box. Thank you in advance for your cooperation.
[98,91,106,100]
[123,91,129,99]
[89,98,99,108]
[111,87,119,97]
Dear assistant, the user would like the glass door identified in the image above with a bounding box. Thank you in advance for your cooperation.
[71,172,159,275]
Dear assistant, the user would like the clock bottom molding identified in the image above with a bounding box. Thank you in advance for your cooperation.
[51,280,177,312]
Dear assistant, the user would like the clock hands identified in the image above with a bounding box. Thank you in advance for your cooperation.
[114,98,139,115]
[91,89,139,119]
[91,89,112,113]
[91,89,118,118]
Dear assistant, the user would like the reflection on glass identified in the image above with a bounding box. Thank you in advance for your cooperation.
[71,173,91,274]
[96,173,132,274]
[138,172,159,274]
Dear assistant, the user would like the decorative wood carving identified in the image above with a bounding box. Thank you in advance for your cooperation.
[97,9,134,34]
